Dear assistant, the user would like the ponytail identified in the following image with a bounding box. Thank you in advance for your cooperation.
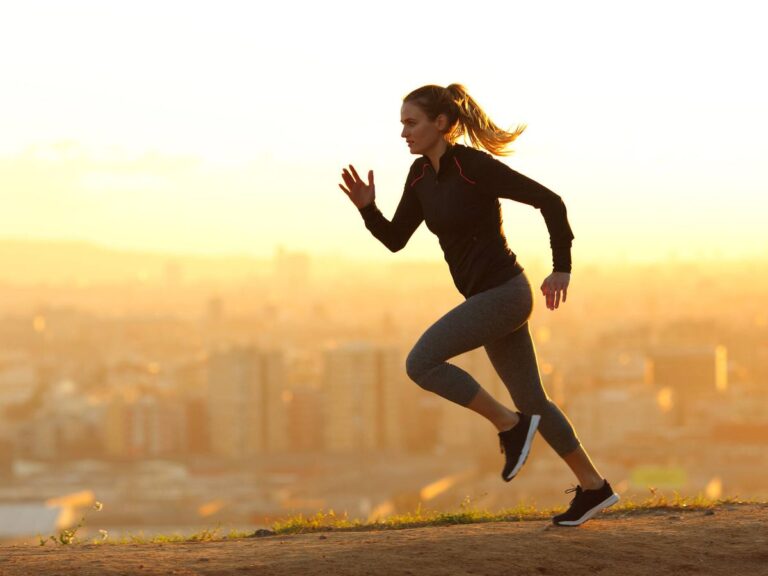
[403,83,526,156]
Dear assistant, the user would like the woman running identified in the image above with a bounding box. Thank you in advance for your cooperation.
[338,84,619,526]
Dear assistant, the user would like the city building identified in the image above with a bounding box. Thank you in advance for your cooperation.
[207,346,287,459]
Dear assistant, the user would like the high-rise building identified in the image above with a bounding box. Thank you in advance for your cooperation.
[207,346,287,459]
[285,385,325,452]
[103,390,184,459]
[322,342,418,453]
[323,342,377,453]
[376,345,421,451]
[646,345,728,426]
[262,350,288,454]
[172,357,210,455]
[648,346,728,392]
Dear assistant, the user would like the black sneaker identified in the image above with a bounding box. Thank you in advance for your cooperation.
[552,479,620,526]
[498,412,541,481]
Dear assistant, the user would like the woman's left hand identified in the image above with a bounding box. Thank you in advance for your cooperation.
[540,272,570,310]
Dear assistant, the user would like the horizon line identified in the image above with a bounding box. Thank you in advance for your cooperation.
[1,235,766,267]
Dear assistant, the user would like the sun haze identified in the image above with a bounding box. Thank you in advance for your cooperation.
[0,1,766,265]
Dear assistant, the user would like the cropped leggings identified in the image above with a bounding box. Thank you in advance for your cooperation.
[405,270,581,458]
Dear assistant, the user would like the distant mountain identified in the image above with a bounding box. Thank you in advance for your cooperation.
[0,239,272,284]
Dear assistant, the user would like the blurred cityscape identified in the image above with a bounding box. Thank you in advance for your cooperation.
[1,240,767,542]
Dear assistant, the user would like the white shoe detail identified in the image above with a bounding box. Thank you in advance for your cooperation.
[555,493,620,526]
[503,414,541,481]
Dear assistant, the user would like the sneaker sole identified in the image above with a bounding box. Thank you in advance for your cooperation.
[502,414,541,482]
[553,493,620,526]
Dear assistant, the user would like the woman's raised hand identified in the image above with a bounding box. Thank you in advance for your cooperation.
[339,164,375,209]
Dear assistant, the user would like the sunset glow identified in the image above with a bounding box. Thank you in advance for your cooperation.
[1,0,767,549]
[1,1,766,265]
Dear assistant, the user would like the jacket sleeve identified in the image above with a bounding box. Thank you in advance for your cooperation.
[470,151,575,273]
[357,164,424,252]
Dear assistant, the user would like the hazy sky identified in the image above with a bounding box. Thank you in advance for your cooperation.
[1,0,766,267]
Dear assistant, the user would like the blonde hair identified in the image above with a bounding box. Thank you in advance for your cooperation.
[403,84,526,156]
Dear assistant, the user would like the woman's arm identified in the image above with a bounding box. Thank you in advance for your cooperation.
[340,164,424,252]
[358,188,424,253]
[469,151,575,273]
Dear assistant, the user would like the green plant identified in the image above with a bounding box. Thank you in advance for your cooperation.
[37,500,104,546]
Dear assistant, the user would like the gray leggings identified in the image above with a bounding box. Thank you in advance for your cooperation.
[405,270,581,458]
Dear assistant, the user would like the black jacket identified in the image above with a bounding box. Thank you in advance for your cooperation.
[358,143,575,298]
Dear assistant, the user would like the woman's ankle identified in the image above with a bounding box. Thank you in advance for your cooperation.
[581,477,606,491]
[494,410,520,432]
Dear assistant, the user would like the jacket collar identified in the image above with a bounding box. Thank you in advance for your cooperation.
[420,141,460,168]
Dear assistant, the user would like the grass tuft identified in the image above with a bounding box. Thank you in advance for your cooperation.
[62,489,764,546]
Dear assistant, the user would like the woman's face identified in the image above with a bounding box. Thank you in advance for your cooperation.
[400,101,447,156]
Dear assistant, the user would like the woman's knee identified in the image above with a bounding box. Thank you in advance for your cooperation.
[405,347,430,383]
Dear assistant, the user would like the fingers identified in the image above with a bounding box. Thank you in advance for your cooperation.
[341,169,356,190]
[340,165,372,205]
[542,283,558,310]
[541,280,552,309]
[341,165,370,189]
[541,275,570,311]
[550,287,569,309]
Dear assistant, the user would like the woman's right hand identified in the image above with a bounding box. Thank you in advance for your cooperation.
[339,164,375,209]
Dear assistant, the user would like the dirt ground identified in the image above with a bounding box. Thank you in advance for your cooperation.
[1,503,766,576]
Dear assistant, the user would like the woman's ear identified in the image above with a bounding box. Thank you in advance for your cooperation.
[435,113,449,133]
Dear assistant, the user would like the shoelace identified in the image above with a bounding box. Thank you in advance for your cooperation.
[564,485,583,505]
[498,417,522,455]
[498,427,518,454]
[499,431,514,454]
